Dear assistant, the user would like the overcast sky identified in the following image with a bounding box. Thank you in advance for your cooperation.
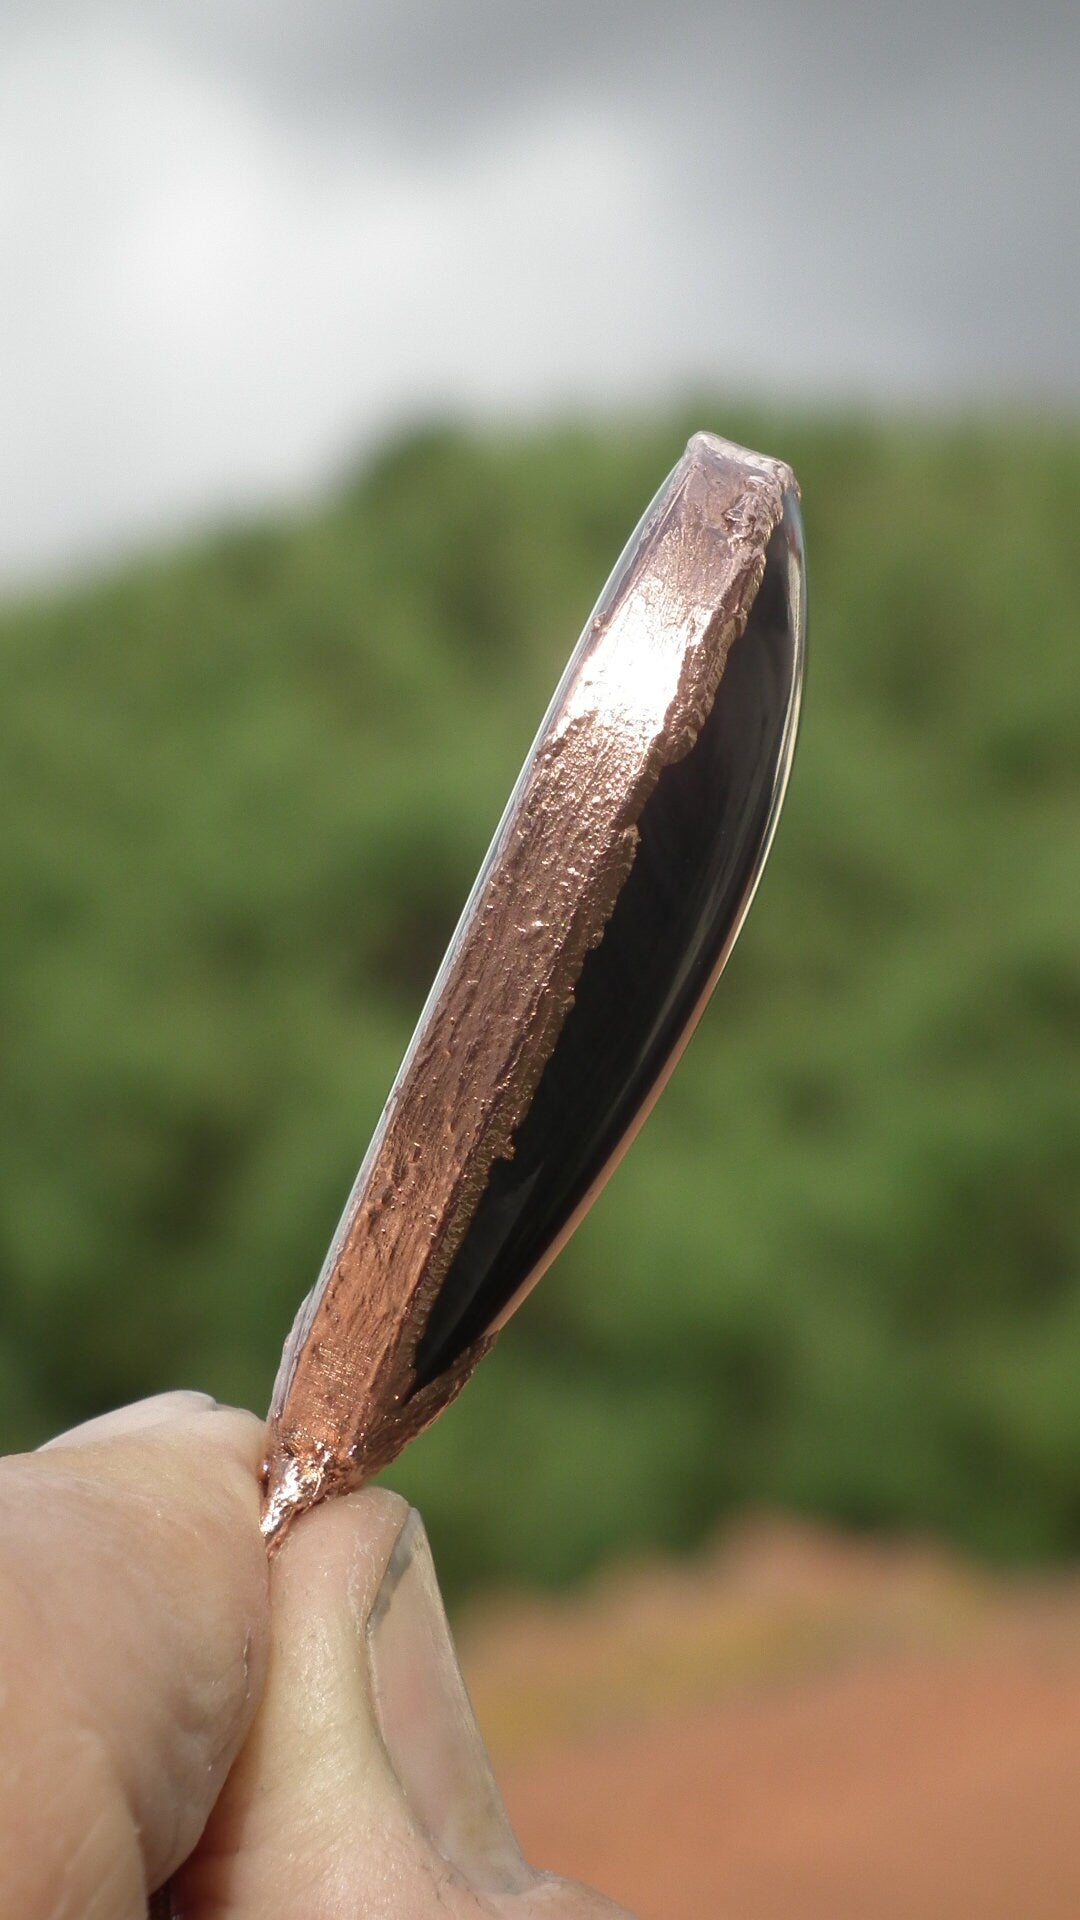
[2,0,1078,587]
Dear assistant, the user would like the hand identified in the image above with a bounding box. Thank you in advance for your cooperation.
[0,1394,633,1918]
[0,1391,269,1919]
[176,1473,633,1918]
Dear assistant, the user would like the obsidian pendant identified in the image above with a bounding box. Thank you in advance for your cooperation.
[262,432,806,1537]
[416,491,803,1383]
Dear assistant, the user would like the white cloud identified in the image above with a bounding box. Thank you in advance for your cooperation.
[0,6,1077,587]
[0,23,681,582]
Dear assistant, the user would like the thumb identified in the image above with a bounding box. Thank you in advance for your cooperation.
[173,1489,633,1918]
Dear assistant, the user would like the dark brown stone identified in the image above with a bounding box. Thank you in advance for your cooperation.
[415,491,805,1385]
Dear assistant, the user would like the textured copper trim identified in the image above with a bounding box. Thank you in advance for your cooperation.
[262,432,802,1541]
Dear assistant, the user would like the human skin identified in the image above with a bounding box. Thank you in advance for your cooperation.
[0,1394,631,1919]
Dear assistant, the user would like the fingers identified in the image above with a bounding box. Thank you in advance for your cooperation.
[176,1488,634,1918]
[0,1395,270,1920]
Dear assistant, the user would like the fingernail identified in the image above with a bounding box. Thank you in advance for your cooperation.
[40,1390,218,1451]
[367,1509,533,1896]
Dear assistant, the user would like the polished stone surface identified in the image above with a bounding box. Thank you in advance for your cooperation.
[414,491,805,1389]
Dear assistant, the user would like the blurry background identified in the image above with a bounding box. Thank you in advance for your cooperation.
[2,4,1079,1915]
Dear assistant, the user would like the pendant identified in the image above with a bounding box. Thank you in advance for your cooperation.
[261,431,806,1539]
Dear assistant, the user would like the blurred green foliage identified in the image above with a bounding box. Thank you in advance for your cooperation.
[1,410,1078,1601]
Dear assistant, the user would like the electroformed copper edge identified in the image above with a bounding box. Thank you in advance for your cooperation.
[261,432,799,1543]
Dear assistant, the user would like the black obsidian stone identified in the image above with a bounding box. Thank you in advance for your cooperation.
[413,492,805,1391]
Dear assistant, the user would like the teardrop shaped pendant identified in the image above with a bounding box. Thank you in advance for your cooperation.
[262,431,806,1538]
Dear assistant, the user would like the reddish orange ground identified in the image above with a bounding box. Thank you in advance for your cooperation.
[459,1519,1080,1919]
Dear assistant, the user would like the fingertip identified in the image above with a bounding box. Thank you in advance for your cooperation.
[40,1389,218,1450]
[203,1402,271,1478]
[3,1394,276,1907]
[271,1485,414,1626]
[175,1486,638,1916]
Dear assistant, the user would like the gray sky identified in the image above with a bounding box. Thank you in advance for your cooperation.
[2,0,1078,586]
